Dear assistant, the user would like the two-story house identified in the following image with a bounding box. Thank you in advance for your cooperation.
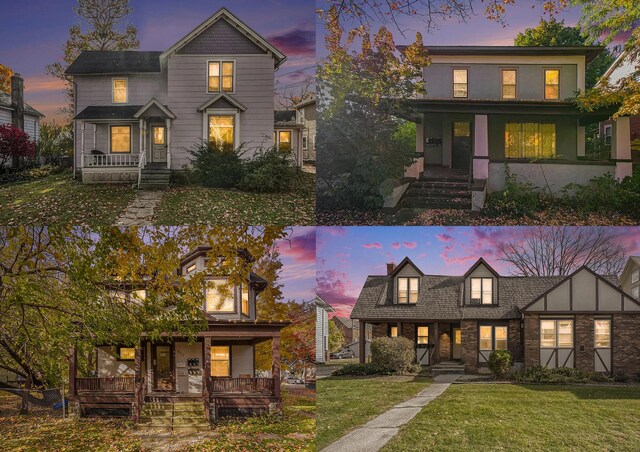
[315,295,334,363]
[620,256,640,300]
[65,8,286,188]
[351,256,640,376]
[67,246,288,427]
[0,74,44,141]
[395,46,633,210]
[294,96,316,162]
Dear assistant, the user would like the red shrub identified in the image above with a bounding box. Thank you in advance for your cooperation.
[0,124,36,169]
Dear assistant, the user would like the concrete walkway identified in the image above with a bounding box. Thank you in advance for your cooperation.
[320,374,460,452]
[116,190,164,226]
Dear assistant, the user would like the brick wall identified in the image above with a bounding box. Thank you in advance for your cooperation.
[612,314,640,378]
[523,314,540,368]
[400,323,415,341]
[461,320,477,373]
[439,323,451,361]
[574,315,594,371]
[508,319,521,361]
[372,323,388,339]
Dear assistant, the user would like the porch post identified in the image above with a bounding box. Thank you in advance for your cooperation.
[93,124,97,150]
[139,119,144,161]
[271,334,281,399]
[134,346,142,422]
[203,337,211,421]
[613,117,632,180]
[359,320,366,364]
[166,118,171,170]
[79,121,85,169]
[432,322,439,364]
[577,125,586,157]
[68,346,77,398]
[473,114,489,180]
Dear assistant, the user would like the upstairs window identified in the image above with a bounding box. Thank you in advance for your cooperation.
[113,79,128,103]
[208,61,234,93]
[186,263,197,274]
[505,123,556,159]
[453,69,468,98]
[398,277,419,304]
[502,69,517,99]
[206,279,235,313]
[241,285,249,316]
[544,69,559,100]
[470,277,493,305]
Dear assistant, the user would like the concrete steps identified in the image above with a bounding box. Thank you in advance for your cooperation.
[139,166,170,190]
[137,401,210,433]
[431,361,466,375]
[399,177,472,210]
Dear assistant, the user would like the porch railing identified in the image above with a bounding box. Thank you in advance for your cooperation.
[209,377,275,395]
[83,153,140,167]
[76,377,135,393]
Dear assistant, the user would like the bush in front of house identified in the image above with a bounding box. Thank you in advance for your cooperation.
[189,141,246,188]
[0,124,36,171]
[488,350,512,379]
[483,165,550,218]
[512,366,611,384]
[331,363,388,376]
[370,336,416,374]
[240,146,298,193]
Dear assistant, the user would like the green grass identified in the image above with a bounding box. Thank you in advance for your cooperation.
[384,384,640,451]
[0,172,135,225]
[154,172,316,225]
[316,376,431,450]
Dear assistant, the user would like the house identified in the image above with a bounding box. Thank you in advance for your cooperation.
[67,246,288,423]
[293,96,316,162]
[395,46,633,210]
[315,295,334,363]
[351,256,640,376]
[0,74,44,140]
[65,8,286,187]
[333,316,372,345]
[274,110,302,166]
[620,256,640,300]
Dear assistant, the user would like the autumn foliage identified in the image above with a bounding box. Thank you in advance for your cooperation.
[0,124,36,169]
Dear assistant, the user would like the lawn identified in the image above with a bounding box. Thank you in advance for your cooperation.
[154,172,316,225]
[383,384,640,451]
[316,376,431,450]
[0,172,136,225]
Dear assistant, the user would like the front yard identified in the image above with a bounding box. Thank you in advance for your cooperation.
[383,383,640,451]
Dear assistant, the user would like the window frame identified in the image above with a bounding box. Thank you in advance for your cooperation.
[302,131,308,150]
[470,277,493,305]
[397,277,419,304]
[505,122,556,159]
[479,325,508,351]
[452,68,468,98]
[210,345,231,377]
[205,278,237,314]
[207,60,236,94]
[109,125,132,154]
[117,346,136,361]
[540,319,574,349]
[112,78,128,104]
[186,263,197,274]
[389,325,398,338]
[544,68,560,100]
[416,325,429,345]
[241,284,250,317]
[276,130,293,152]
[594,318,611,349]
[501,68,517,100]
[603,125,612,145]
[632,269,639,284]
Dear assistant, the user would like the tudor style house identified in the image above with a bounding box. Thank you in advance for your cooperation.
[351,257,640,376]
[65,8,286,188]
[395,46,633,211]
[67,247,287,426]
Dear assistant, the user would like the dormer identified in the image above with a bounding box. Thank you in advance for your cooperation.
[463,258,500,306]
[388,257,424,305]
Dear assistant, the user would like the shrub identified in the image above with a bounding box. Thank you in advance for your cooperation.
[331,363,386,376]
[513,366,611,384]
[240,146,298,193]
[370,336,416,374]
[488,350,512,379]
[189,141,245,188]
[0,124,36,170]
[483,165,548,218]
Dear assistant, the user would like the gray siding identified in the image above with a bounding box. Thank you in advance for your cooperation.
[464,264,498,305]
[24,115,39,141]
[177,19,264,55]
[0,108,12,126]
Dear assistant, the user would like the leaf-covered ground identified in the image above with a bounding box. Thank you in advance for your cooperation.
[154,173,316,226]
[0,172,136,225]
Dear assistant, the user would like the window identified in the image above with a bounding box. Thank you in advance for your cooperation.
[118,347,135,361]
[502,69,517,99]
[277,131,292,152]
[398,277,419,304]
[603,125,612,145]
[453,69,468,98]
[594,319,611,348]
[153,127,166,145]
[479,326,507,351]
[390,325,398,337]
[112,79,127,103]
[417,326,429,344]
[208,115,235,151]
[110,126,131,153]
[208,61,234,93]
[453,122,470,137]
[206,279,235,313]
[505,123,556,159]
[633,287,639,300]
[302,133,308,150]
[540,319,573,348]
[470,277,493,305]
[241,285,249,316]
[544,69,559,100]
[211,346,230,377]
[186,264,197,274]
[632,270,639,284]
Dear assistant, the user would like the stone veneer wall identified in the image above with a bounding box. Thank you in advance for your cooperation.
[460,320,478,373]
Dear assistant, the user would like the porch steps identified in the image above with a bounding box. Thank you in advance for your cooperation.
[138,401,210,433]
[139,164,170,190]
[399,178,472,210]
[431,361,466,375]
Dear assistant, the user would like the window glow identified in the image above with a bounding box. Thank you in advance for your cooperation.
[153,127,166,145]
[479,326,493,350]
[417,326,429,344]
[206,279,234,313]
[471,277,493,304]
[278,131,292,151]
[544,69,559,99]
[390,326,398,337]
[110,126,131,153]
[211,346,230,377]
[398,277,419,303]
[505,123,556,159]
[209,115,235,151]
[113,79,127,103]
[119,347,135,360]
[241,285,249,316]
[208,61,234,93]
[453,69,468,98]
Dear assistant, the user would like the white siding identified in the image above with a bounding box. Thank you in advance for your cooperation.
[316,306,329,363]
[0,108,11,126]
[24,115,39,141]
[175,342,203,394]
[97,346,135,377]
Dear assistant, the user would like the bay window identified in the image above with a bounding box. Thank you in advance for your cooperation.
[505,123,556,159]
[206,279,235,313]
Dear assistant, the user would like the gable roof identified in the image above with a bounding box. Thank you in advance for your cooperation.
[274,110,296,126]
[65,51,162,75]
[134,98,176,119]
[601,50,636,86]
[332,316,354,329]
[620,256,640,284]
[315,295,334,312]
[161,8,286,67]
[198,93,247,112]
[463,257,500,279]
[0,92,44,118]
[293,97,316,109]
[389,257,424,278]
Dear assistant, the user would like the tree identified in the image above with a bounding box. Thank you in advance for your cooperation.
[514,18,614,89]
[0,64,14,93]
[277,75,315,109]
[328,319,345,352]
[497,227,626,276]
[46,0,139,117]
[37,122,74,160]
[0,124,36,170]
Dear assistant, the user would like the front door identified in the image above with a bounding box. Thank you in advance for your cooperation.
[452,328,462,360]
[451,122,471,170]
[153,344,174,391]
[151,126,167,163]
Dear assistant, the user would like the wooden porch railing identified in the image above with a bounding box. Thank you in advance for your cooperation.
[83,153,140,167]
[76,377,134,393]
[209,377,275,395]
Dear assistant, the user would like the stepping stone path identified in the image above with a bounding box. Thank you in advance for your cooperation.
[116,191,164,226]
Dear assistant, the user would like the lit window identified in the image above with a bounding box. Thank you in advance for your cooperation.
[502,69,517,99]
[132,290,146,300]
[505,123,556,159]
[480,326,507,351]
[390,326,398,337]
[540,319,573,348]
[480,326,493,351]
[544,69,559,100]
[113,79,127,103]
[470,278,493,305]
[278,131,292,152]
[208,61,234,93]
[153,127,166,145]
[119,347,135,361]
[594,319,611,348]
[186,264,197,274]
[209,115,235,151]
[398,277,419,304]
[495,326,507,350]
[206,280,235,313]
[211,346,230,377]
[453,69,468,98]
[241,285,249,316]
[110,126,131,153]
[417,326,429,344]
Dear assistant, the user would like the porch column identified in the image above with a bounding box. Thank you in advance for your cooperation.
[359,320,366,364]
[613,116,632,180]
[577,125,586,157]
[272,334,281,399]
[166,118,172,170]
[134,346,142,422]
[139,119,144,161]
[68,346,77,398]
[203,337,211,421]
[432,322,439,364]
[473,114,489,180]
[416,120,424,153]
[79,121,85,169]
[93,124,97,150]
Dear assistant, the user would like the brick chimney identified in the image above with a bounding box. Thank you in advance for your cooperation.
[11,74,25,131]
[386,263,396,275]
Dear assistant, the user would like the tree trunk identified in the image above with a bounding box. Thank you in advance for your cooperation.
[20,374,31,415]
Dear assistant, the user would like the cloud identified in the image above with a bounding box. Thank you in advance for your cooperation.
[277,229,315,264]
[436,233,453,242]
[362,243,382,249]
[268,27,315,57]
[23,76,67,94]
[391,242,401,249]
[403,241,417,249]
[316,269,358,313]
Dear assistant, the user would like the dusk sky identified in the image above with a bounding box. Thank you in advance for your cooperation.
[0,0,315,122]
[316,227,640,318]
[277,226,316,303]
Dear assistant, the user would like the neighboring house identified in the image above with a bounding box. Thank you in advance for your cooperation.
[0,74,44,140]
[315,295,334,363]
[620,256,640,300]
[0,368,20,386]
[65,8,286,187]
[274,110,302,166]
[68,246,288,422]
[333,316,372,344]
[351,256,640,376]
[293,96,316,162]
[395,46,633,211]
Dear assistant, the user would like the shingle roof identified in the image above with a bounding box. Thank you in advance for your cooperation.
[351,273,621,321]
[0,92,44,117]
[65,51,162,75]
[274,110,296,126]
[75,105,143,120]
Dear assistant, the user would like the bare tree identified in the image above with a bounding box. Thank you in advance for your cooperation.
[497,227,626,277]
[277,76,315,109]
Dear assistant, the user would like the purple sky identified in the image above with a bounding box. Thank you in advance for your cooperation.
[277,226,316,303]
[0,0,315,122]
[316,227,640,318]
